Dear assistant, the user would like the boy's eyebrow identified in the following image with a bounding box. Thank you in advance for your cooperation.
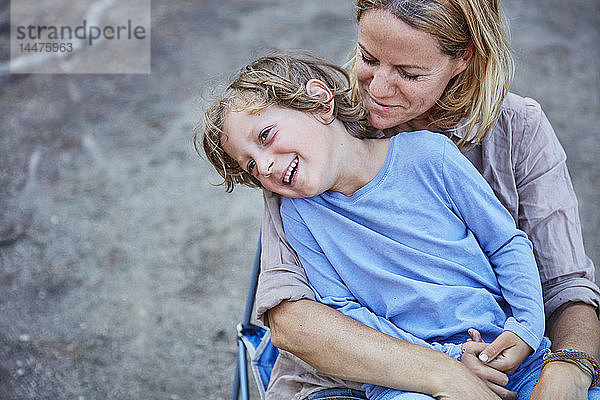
[358,42,428,71]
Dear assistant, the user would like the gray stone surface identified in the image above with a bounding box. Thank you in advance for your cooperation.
[0,1,598,399]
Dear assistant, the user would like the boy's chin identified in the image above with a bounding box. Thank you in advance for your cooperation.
[271,188,319,199]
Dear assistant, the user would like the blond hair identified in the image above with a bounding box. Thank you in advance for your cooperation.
[353,0,514,146]
[195,51,376,192]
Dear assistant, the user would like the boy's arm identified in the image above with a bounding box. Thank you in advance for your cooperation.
[441,139,545,351]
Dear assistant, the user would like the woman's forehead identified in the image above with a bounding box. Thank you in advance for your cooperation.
[358,8,445,64]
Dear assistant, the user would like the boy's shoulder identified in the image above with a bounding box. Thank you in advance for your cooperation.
[389,130,452,163]
[391,130,450,148]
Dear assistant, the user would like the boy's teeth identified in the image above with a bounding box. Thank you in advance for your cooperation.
[284,158,298,183]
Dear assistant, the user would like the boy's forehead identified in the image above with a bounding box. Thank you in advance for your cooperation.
[222,103,270,135]
[221,108,258,156]
[223,108,254,136]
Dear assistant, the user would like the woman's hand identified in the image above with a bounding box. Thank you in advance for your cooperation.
[431,359,503,400]
[529,360,591,400]
[531,302,600,400]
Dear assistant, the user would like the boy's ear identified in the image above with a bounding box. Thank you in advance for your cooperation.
[306,79,335,124]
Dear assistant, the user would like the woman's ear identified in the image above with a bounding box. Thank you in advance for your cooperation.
[306,79,335,124]
[451,43,474,78]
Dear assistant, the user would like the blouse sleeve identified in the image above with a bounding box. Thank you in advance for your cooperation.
[512,98,599,318]
[255,190,316,325]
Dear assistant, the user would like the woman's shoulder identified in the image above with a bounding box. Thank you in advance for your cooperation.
[481,92,561,172]
[494,92,544,134]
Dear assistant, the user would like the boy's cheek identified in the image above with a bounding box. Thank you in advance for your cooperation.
[263,184,282,196]
[262,181,288,197]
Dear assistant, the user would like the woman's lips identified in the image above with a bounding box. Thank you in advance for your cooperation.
[364,92,401,109]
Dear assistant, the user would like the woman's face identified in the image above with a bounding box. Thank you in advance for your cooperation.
[356,8,470,130]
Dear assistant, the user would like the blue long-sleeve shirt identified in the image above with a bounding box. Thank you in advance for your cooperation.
[280,131,545,361]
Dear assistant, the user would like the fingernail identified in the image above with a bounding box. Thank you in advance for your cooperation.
[479,354,489,362]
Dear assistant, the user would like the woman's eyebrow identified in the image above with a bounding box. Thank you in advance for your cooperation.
[358,42,428,71]
[358,43,377,60]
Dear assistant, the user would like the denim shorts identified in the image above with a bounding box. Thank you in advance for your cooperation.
[305,388,367,400]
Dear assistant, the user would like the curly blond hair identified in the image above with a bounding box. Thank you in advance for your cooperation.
[195,51,376,192]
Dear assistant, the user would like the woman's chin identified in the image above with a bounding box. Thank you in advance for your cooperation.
[367,114,399,131]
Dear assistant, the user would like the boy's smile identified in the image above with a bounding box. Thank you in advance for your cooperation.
[221,105,349,198]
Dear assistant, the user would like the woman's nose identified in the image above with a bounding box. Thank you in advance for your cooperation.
[369,68,396,98]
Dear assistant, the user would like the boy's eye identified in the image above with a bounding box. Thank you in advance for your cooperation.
[247,159,256,174]
[258,127,271,144]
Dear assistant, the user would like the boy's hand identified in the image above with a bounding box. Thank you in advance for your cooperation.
[460,340,517,400]
[477,330,532,374]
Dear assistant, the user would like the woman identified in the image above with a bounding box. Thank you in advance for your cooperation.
[256,1,600,399]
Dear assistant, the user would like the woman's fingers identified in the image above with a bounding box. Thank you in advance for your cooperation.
[478,361,510,387]
[486,381,518,400]
[461,350,509,385]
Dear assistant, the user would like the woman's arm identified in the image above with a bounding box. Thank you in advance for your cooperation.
[269,299,503,400]
[530,303,600,399]
[509,98,600,398]
[549,303,600,360]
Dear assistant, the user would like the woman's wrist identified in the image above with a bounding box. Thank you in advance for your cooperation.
[541,348,600,389]
[429,353,475,388]
[539,358,593,391]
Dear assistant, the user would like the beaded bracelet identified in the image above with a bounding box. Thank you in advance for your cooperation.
[541,348,600,388]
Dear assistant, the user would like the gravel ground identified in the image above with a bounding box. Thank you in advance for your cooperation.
[0,1,598,399]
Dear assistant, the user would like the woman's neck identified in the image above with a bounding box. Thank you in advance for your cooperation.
[383,115,439,137]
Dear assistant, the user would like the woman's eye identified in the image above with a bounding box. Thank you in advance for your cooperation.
[259,128,271,144]
[247,159,256,173]
[360,53,378,65]
[399,69,420,81]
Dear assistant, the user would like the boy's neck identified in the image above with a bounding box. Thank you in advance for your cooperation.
[330,133,390,197]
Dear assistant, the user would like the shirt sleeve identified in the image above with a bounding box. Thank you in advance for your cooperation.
[441,139,545,350]
[255,190,316,325]
[512,98,599,318]
[280,199,463,360]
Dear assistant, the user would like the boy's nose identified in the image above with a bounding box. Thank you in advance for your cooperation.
[258,160,274,178]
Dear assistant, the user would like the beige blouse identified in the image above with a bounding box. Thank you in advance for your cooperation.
[255,92,600,400]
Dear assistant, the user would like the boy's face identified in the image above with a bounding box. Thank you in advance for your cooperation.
[222,105,345,198]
